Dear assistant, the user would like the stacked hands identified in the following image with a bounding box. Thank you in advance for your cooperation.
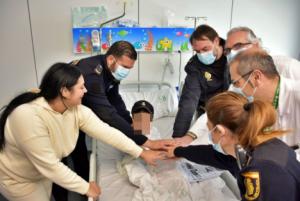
[140,136,191,165]
[87,137,189,200]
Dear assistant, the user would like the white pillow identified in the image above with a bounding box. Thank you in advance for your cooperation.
[120,87,178,120]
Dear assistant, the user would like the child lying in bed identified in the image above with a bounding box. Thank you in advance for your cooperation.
[131,100,160,140]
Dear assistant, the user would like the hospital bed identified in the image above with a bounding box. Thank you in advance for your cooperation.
[88,82,240,201]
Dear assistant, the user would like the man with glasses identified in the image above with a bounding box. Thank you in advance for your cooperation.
[225,26,300,80]
[174,27,300,147]
[229,49,300,147]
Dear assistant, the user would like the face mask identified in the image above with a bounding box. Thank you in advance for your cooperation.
[229,73,257,102]
[226,46,252,63]
[197,50,216,65]
[112,64,130,81]
[208,126,227,155]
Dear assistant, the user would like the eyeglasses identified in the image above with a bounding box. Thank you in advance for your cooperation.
[231,70,253,86]
[224,42,252,56]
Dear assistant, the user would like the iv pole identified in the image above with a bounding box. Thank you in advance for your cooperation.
[93,2,127,55]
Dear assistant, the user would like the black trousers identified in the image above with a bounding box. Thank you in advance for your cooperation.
[52,132,89,201]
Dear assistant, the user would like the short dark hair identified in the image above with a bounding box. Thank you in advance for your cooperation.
[189,24,219,44]
[106,41,137,60]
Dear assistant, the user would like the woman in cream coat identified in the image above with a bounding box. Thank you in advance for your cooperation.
[0,63,164,201]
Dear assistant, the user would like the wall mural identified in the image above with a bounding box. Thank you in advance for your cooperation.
[72,27,194,54]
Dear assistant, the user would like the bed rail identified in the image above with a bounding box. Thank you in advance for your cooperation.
[88,138,98,201]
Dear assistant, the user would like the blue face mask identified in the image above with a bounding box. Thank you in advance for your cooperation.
[229,73,257,102]
[112,64,130,81]
[208,126,227,155]
[197,50,216,65]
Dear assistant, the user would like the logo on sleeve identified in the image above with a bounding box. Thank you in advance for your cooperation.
[242,171,260,200]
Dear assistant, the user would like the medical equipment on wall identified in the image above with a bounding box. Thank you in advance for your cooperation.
[161,54,175,83]
[185,16,208,29]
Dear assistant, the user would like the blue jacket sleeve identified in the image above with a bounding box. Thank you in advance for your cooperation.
[173,71,201,137]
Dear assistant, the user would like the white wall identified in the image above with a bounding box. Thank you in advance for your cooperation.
[231,0,300,58]
[138,0,232,87]
[1,0,300,107]
[0,0,37,107]
[28,0,139,83]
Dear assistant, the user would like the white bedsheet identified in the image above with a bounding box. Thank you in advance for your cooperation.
[97,157,238,201]
[96,116,239,201]
[94,86,240,201]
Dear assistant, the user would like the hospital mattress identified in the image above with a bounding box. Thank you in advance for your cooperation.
[91,116,240,201]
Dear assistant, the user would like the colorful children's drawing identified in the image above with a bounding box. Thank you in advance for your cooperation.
[156,37,173,52]
[72,27,194,54]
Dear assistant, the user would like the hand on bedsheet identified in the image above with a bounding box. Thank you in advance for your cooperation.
[86,181,101,200]
[140,149,167,166]
[143,139,176,151]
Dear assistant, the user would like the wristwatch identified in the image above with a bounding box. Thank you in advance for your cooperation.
[185,132,197,140]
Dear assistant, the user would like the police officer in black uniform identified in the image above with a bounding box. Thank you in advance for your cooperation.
[52,41,174,201]
[167,92,300,201]
[172,24,229,139]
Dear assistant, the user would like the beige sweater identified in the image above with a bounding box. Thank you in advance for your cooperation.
[0,97,143,195]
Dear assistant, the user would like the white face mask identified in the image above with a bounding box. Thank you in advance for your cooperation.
[230,73,257,102]
[208,126,227,155]
[226,45,252,63]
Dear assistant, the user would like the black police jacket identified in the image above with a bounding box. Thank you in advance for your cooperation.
[174,145,239,177]
[174,138,300,201]
[173,50,229,137]
[238,138,300,201]
[75,55,147,145]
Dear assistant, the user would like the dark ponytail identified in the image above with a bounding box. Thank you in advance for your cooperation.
[0,62,81,151]
[0,92,42,150]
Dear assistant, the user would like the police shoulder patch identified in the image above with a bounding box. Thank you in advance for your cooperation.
[70,60,80,66]
[242,171,260,200]
[94,64,103,75]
